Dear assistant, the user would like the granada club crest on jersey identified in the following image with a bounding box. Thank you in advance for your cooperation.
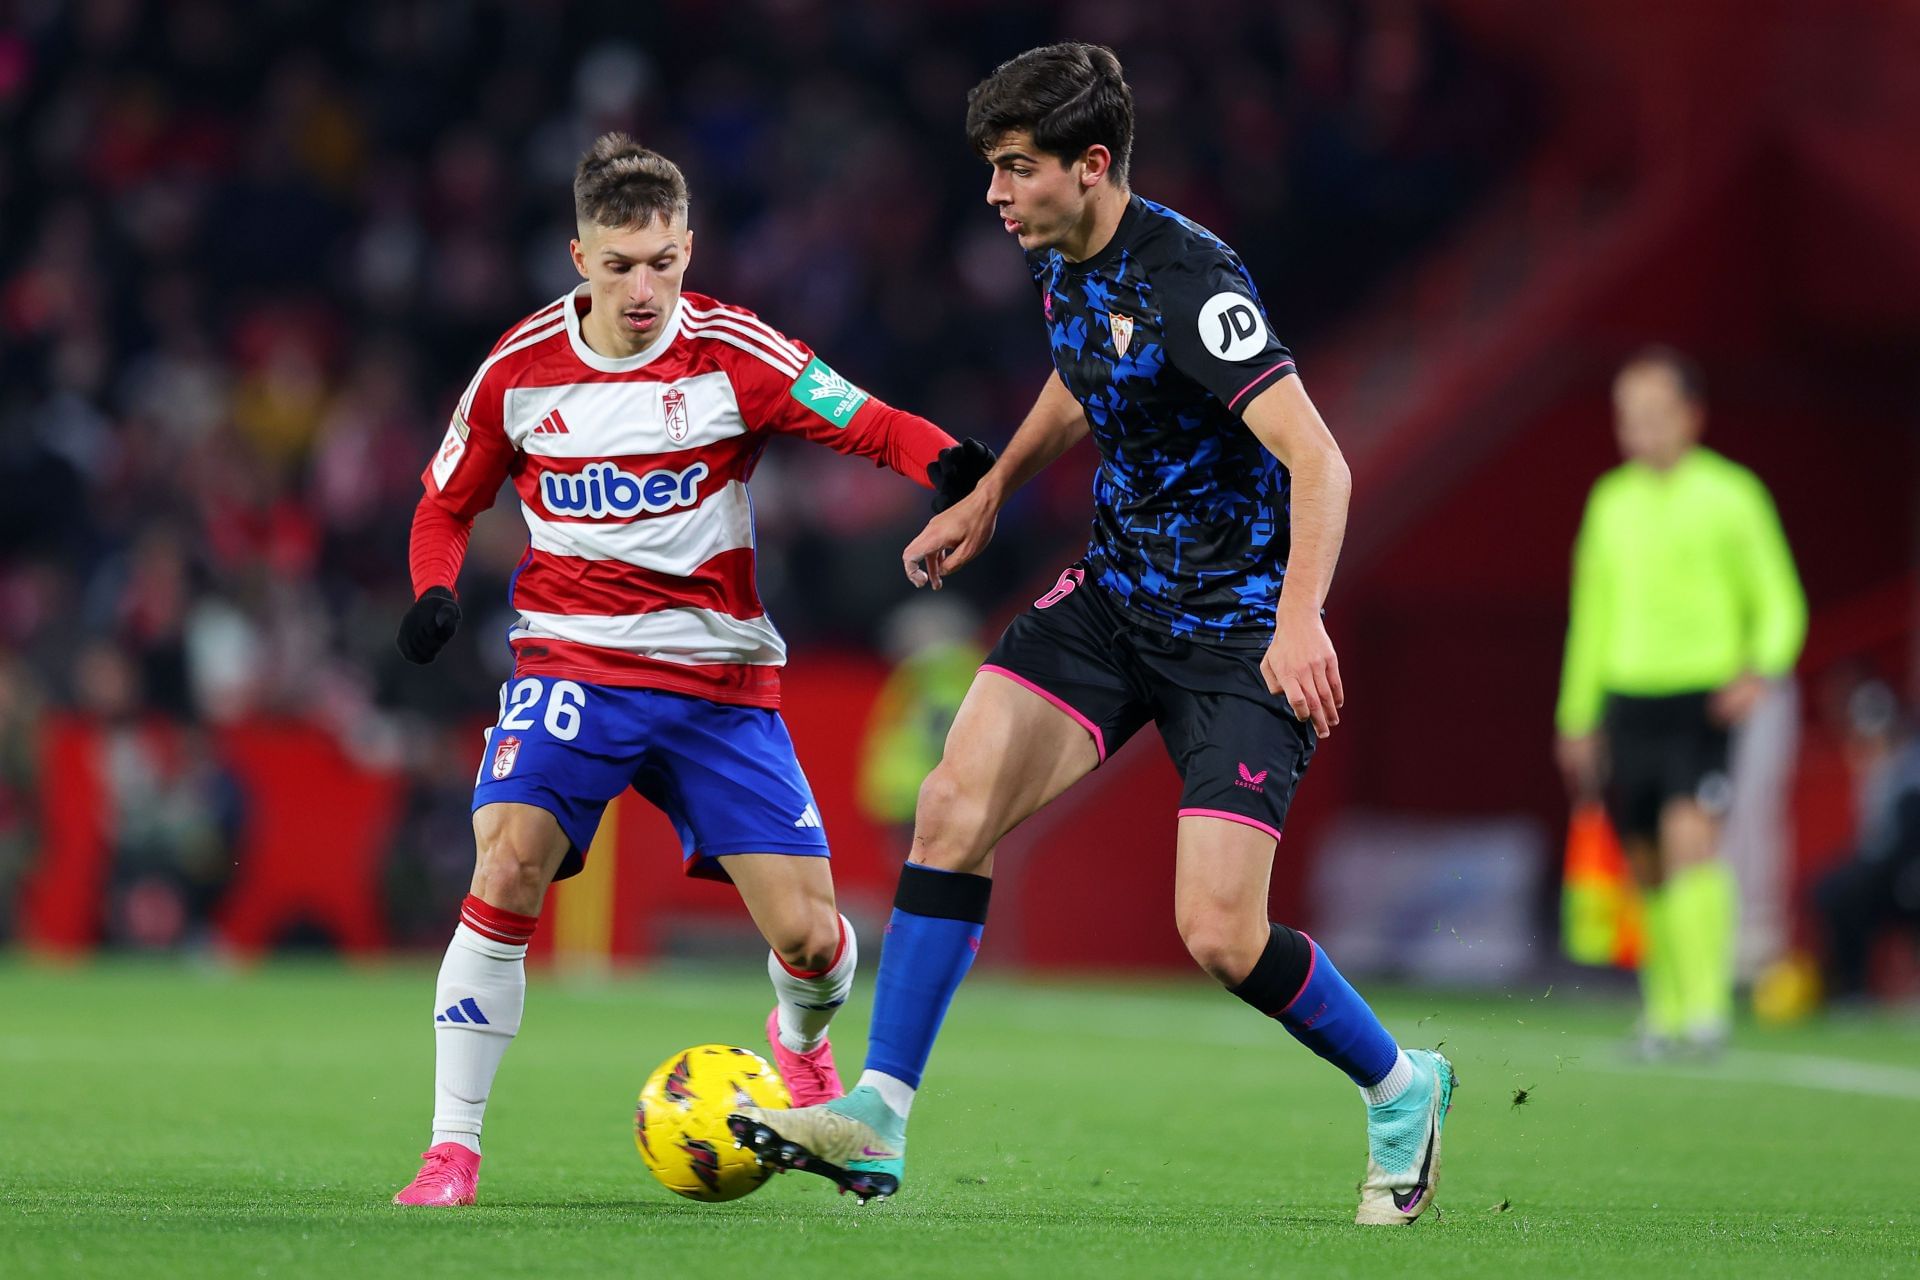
[662,386,690,443]
[1108,311,1135,357]
[491,734,522,780]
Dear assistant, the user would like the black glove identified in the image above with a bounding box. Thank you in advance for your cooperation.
[396,586,462,664]
[928,437,997,513]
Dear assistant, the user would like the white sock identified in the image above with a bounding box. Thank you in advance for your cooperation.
[430,922,528,1153]
[857,1069,916,1121]
[768,914,857,1054]
[1361,1049,1415,1106]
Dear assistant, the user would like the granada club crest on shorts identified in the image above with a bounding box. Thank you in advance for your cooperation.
[1109,311,1135,357]
[662,386,689,444]
[491,734,522,780]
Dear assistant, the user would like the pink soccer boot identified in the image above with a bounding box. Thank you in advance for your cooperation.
[766,1008,844,1107]
[393,1142,481,1206]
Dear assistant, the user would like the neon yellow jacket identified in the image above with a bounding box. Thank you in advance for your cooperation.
[1556,447,1806,737]
[858,641,985,825]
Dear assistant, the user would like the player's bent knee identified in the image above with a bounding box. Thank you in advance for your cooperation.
[471,853,551,911]
[770,913,841,974]
[911,766,992,872]
[470,806,566,910]
[1179,916,1264,986]
[914,764,966,825]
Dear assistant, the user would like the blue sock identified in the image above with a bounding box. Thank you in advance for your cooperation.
[1228,924,1399,1088]
[863,863,991,1089]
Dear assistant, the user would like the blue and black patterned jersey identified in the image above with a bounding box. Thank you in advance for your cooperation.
[1027,195,1300,649]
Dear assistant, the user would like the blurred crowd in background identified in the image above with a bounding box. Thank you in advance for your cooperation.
[0,0,1532,943]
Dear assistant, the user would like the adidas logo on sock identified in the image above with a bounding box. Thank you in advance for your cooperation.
[793,803,822,829]
[436,997,491,1025]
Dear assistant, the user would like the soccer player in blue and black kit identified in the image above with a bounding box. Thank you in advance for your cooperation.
[733,43,1455,1225]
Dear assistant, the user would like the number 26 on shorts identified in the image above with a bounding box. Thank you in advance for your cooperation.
[496,677,588,741]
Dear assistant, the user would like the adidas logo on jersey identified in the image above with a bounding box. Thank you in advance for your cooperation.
[793,804,822,829]
[539,460,710,518]
[531,410,571,436]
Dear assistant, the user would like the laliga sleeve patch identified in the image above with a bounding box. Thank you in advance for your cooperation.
[431,415,468,488]
[1197,292,1269,363]
[789,356,871,428]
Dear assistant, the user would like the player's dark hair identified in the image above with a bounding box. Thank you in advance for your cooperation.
[1621,344,1707,405]
[573,133,689,230]
[965,43,1134,187]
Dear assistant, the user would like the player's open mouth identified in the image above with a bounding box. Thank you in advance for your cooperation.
[1002,217,1023,235]
[625,311,658,331]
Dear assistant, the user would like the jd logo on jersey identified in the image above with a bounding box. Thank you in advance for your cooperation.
[791,357,870,428]
[540,461,709,518]
[1198,291,1269,362]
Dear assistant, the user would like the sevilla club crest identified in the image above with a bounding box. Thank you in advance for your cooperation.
[1109,311,1135,357]
[662,387,689,444]
[491,734,522,780]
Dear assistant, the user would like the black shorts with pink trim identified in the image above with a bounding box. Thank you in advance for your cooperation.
[981,561,1316,842]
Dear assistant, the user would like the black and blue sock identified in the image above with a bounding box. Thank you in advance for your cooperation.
[1229,923,1404,1092]
[862,862,991,1092]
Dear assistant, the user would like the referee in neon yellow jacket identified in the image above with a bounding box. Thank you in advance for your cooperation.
[1555,346,1806,1056]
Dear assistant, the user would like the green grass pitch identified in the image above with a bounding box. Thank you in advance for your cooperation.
[5,959,1917,1278]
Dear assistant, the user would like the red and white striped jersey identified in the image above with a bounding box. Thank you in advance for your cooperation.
[413,286,953,707]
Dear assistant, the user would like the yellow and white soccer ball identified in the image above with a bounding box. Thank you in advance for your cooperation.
[634,1044,791,1201]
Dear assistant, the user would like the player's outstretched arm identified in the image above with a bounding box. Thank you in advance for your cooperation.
[729,326,959,487]
[1242,375,1350,738]
[903,371,1087,589]
[396,495,471,664]
[399,374,512,664]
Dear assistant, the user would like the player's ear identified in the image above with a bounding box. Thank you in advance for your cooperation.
[569,237,589,280]
[682,224,694,270]
[1080,145,1112,190]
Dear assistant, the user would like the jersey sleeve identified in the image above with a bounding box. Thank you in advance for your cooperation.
[1556,479,1615,738]
[721,320,955,485]
[1731,469,1807,678]
[408,354,517,595]
[419,362,515,521]
[1156,250,1297,416]
[408,493,473,597]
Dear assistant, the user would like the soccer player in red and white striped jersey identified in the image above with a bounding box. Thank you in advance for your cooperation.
[392,134,985,1207]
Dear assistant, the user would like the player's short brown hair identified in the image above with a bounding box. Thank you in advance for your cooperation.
[965,43,1134,187]
[573,133,689,231]
[1620,344,1707,405]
